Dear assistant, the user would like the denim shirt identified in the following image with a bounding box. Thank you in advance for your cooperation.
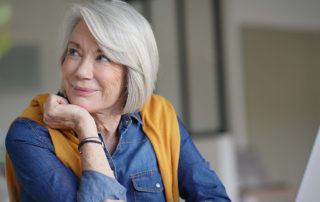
[6,113,231,202]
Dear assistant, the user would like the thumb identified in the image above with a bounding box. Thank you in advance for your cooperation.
[56,96,69,105]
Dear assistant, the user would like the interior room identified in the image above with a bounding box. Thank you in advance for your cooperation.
[1,0,320,201]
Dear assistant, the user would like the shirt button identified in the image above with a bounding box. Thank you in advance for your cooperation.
[156,183,161,188]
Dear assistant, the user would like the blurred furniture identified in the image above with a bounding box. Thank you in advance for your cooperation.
[237,148,297,202]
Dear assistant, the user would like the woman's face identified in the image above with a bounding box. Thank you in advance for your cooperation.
[62,21,126,114]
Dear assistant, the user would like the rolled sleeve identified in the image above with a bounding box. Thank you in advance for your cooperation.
[78,170,127,201]
[177,117,231,201]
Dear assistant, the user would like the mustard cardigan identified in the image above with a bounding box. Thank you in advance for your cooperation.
[5,94,180,202]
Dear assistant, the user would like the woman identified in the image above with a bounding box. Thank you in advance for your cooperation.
[5,0,231,201]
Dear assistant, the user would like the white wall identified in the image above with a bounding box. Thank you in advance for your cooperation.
[224,0,320,148]
[0,0,67,132]
[233,0,320,30]
[223,0,320,199]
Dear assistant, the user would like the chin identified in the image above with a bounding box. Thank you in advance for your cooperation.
[69,96,95,112]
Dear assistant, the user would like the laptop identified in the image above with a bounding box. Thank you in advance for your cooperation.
[295,127,320,202]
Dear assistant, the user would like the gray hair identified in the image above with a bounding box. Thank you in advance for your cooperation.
[60,0,159,114]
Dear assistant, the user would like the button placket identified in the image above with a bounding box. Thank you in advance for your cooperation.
[98,132,117,178]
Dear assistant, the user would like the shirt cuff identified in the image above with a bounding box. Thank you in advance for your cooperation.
[77,170,127,201]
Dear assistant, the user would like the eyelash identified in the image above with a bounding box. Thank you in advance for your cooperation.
[97,55,109,62]
[68,48,80,56]
[67,47,110,63]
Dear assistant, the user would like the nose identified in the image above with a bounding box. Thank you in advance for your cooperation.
[74,57,93,80]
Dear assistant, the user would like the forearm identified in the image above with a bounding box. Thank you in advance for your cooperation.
[79,137,115,178]
[75,112,114,178]
[42,94,126,201]
[77,135,126,201]
[76,119,126,201]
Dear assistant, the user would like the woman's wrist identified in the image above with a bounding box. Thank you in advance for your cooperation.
[75,111,98,139]
[78,138,102,151]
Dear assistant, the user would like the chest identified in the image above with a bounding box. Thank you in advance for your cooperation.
[102,134,119,155]
[102,133,166,202]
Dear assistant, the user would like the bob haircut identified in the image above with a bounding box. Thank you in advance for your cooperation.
[60,0,159,114]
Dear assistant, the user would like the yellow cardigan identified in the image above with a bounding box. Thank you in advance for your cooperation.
[5,94,180,202]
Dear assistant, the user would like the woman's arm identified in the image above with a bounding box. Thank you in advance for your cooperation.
[177,117,231,202]
[6,118,79,201]
[43,94,115,178]
[6,94,126,201]
[44,94,126,201]
[6,118,126,202]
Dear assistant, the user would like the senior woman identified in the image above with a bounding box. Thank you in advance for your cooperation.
[5,0,231,201]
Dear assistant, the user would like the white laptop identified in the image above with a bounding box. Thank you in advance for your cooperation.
[296,127,320,202]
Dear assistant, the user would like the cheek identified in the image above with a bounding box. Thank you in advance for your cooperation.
[98,69,125,95]
[62,60,74,82]
[61,63,75,95]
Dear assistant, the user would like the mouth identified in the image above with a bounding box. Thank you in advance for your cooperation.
[73,86,97,95]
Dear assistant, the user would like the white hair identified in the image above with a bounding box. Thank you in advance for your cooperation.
[60,0,159,114]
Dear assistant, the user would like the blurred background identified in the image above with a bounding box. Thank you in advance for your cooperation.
[1,0,320,201]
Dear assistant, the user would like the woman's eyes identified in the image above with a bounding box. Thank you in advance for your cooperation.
[68,48,80,56]
[97,55,110,63]
[67,48,109,63]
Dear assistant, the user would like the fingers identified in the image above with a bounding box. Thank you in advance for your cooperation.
[43,94,92,132]
[47,94,68,106]
[56,96,69,105]
[43,94,71,128]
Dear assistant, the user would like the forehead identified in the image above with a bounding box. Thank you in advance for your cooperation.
[69,20,99,48]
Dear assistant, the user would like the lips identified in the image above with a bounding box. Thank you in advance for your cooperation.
[73,86,97,95]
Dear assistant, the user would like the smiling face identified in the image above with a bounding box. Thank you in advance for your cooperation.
[62,20,127,114]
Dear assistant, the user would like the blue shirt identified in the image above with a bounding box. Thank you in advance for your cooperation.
[6,113,231,202]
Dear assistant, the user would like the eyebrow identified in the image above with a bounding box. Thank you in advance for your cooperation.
[67,41,80,48]
[67,41,104,53]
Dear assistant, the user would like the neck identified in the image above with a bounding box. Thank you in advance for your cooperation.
[91,94,125,138]
[91,110,122,138]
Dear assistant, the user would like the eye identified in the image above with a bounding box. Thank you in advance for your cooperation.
[97,55,110,63]
[68,48,80,56]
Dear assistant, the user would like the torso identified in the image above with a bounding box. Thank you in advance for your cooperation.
[101,132,120,155]
[8,117,167,202]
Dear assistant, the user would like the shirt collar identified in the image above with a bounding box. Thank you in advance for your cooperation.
[122,112,144,126]
[129,112,144,126]
[118,112,144,135]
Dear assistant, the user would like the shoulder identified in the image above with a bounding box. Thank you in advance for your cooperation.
[140,94,180,142]
[143,94,173,108]
[6,118,53,152]
[141,94,176,118]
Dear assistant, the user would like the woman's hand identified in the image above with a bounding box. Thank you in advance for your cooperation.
[44,94,117,187]
[43,94,96,136]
